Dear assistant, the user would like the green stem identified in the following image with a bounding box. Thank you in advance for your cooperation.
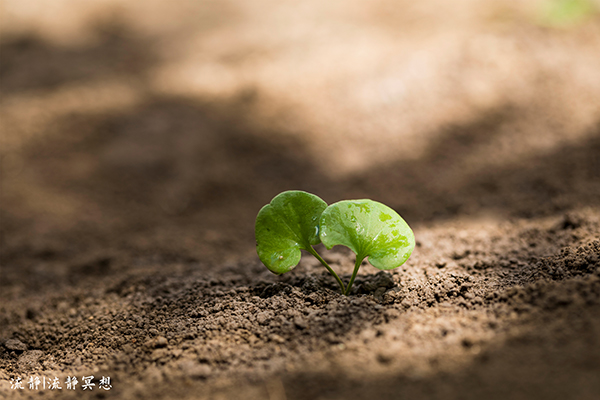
[344,255,365,295]
[307,246,346,294]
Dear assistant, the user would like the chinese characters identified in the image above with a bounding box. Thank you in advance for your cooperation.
[10,375,112,391]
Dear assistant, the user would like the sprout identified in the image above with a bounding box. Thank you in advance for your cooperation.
[255,191,415,295]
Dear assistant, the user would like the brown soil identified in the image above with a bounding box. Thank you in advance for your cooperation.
[2,1,600,399]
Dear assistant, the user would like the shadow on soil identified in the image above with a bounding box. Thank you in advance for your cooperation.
[0,21,156,95]
[2,22,600,400]
[349,114,600,222]
[2,23,600,294]
[3,23,600,256]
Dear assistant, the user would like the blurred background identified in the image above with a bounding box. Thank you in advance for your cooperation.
[2,0,600,286]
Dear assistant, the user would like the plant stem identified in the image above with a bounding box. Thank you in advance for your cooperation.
[307,246,346,294]
[344,255,365,295]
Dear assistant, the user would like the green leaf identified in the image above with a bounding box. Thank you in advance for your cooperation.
[539,0,596,28]
[319,200,415,270]
[255,191,327,274]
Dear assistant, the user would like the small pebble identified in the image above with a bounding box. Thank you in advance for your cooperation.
[4,339,27,351]
[155,336,168,348]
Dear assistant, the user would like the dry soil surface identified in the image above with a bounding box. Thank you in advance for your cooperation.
[2,1,600,399]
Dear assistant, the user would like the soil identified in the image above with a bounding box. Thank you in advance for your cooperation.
[1,1,600,399]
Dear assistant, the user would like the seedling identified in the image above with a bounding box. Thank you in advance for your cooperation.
[255,191,415,295]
